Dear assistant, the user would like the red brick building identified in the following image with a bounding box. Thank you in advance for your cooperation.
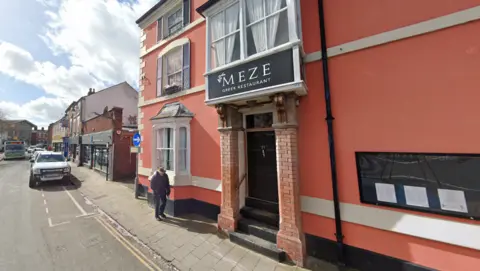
[79,107,137,181]
[136,0,480,270]
[31,127,48,146]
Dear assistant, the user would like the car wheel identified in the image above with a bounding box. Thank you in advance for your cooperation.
[29,176,35,188]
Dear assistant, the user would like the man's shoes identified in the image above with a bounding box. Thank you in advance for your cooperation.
[160,214,167,219]
[156,217,162,221]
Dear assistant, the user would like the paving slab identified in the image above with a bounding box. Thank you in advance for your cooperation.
[70,164,345,271]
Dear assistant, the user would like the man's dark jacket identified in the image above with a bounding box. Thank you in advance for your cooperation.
[150,172,170,195]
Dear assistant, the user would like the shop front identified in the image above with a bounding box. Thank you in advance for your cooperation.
[197,0,306,265]
[81,130,113,180]
[52,135,63,153]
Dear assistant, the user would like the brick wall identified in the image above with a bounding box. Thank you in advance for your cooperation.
[83,107,123,133]
[113,131,136,180]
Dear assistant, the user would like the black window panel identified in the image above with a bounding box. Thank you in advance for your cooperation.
[246,113,273,129]
[356,152,480,220]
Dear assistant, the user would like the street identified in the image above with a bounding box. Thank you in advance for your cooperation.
[0,159,157,271]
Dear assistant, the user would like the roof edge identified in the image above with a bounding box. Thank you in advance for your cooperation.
[136,0,167,25]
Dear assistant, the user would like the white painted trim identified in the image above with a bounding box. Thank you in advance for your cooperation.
[303,5,480,63]
[138,0,182,29]
[301,196,480,251]
[157,37,190,58]
[139,84,205,108]
[140,17,205,58]
[139,167,151,176]
[192,176,222,192]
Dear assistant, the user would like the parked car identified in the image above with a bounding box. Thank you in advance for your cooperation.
[29,152,71,188]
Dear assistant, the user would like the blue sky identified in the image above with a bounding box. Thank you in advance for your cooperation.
[0,0,155,127]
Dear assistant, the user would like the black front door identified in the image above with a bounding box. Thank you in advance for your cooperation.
[247,131,278,203]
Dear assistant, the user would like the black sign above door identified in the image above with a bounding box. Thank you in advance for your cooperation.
[207,49,294,100]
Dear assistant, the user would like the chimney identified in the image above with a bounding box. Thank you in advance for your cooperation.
[111,107,123,129]
[87,88,92,95]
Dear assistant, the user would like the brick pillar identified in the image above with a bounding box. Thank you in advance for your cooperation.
[275,125,306,266]
[272,93,306,266]
[217,128,240,232]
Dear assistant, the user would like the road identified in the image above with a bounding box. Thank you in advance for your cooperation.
[0,159,157,271]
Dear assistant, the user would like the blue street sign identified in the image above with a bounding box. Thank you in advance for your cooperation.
[132,133,141,147]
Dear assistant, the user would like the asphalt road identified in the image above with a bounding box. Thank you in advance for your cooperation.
[0,159,155,271]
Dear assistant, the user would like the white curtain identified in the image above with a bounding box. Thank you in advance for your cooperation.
[211,12,225,67]
[166,49,182,86]
[246,0,266,53]
[266,0,282,48]
[225,3,239,64]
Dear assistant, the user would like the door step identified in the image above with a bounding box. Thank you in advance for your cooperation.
[238,218,278,244]
[240,206,279,227]
[230,231,286,262]
[245,197,279,214]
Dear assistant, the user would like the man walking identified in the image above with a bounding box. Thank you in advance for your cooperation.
[149,167,170,220]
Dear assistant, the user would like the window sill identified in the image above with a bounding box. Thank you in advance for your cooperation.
[141,17,205,58]
[139,84,205,108]
[204,39,302,76]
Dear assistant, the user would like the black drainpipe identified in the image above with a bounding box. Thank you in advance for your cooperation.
[318,0,345,265]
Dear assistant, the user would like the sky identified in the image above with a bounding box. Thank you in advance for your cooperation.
[0,0,157,128]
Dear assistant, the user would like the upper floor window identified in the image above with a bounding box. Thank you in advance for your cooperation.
[157,0,191,42]
[156,42,190,97]
[207,0,294,70]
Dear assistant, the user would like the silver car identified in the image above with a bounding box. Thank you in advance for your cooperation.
[29,152,71,188]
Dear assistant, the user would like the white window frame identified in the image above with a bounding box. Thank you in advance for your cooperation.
[156,38,191,97]
[156,127,175,171]
[204,0,300,73]
[155,0,191,43]
[165,6,184,38]
[151,117,192,177]
[164,47,183,89]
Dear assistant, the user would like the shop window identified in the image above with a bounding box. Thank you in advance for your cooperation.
[356,152,480,220]
[206,0,293,71]
[157,0,191,42]
[156,42,190,97]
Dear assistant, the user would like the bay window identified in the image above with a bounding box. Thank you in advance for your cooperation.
[151,102,193,175]
[156,42,191,97]
[210,2,240,69]
[205,0,296,71]
[156,128,174,170]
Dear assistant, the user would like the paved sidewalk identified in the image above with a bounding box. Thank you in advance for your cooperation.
[70,165,340,271]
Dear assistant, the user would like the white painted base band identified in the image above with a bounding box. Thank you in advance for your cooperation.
[301,196,480,251]
[138,167,221,192]
[137,173,480,249]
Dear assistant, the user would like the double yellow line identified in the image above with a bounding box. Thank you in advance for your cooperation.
[95,216,162,271]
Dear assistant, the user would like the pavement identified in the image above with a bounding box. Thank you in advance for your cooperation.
[69,165,344,271]
[0,159,162,271]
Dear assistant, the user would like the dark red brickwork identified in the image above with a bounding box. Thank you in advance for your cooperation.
[275,127,305,266]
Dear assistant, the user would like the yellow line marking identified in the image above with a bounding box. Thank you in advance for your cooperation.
[95,217,160,271]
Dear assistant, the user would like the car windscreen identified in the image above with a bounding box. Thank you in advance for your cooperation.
[36,154,65,163]
[5,145,24,151]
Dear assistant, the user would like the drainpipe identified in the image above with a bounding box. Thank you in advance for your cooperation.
[318,0,345,265]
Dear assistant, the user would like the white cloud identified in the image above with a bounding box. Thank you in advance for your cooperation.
[0,0,156,125]
[0,97,67,128]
